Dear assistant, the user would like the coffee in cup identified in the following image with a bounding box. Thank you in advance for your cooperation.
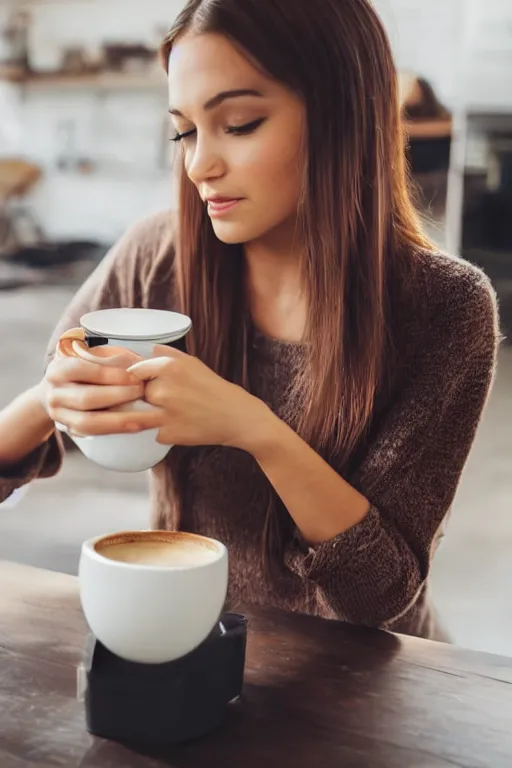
[97,535,221,568]
[79,530,228,664]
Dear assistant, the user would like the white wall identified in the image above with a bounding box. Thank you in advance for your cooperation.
[28,0,176,61]
[3,0,183,242]
[0,7,23,157]
[462,0,512,109]
[2,0,470,241]
[373,0,465,108]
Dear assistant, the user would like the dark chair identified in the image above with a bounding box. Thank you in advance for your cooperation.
[407,136,452,175]
[407,137,452,218]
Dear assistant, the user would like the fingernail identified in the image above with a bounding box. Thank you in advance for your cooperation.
[126,422,140,432]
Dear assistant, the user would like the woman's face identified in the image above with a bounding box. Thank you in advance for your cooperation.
[168,33,305,246]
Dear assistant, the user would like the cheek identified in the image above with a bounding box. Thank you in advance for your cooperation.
[243,136,303,205]
[183,149,196,180]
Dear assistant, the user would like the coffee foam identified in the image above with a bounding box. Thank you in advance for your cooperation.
[95,532,220,568]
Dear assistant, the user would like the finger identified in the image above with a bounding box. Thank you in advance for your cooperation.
[71,344,142,370]
[57,327,87,358]
[152,344,185,358]
[59,327,86,342]
[48,383,145,412]
[127,356,176,381]
[50,406,165,437]
[46,357,141,387]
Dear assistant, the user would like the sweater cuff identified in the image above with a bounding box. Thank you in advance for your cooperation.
[0,433,64,504]
[285,504,382,581]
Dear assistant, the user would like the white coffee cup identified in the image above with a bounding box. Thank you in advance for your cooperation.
[79,530,229,664]
[55,308,191,473]
[80,308,192,360]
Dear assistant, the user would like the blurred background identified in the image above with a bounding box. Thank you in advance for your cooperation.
[0,0,511,656]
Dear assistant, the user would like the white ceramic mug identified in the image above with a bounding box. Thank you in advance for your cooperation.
[55,308,191,473]
[79,530,229,665]
[80,308,192,359]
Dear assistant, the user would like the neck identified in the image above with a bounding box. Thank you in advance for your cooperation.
[245,241,300,292]
[243,229,306,342]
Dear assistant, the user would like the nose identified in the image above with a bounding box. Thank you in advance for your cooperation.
[186,134,226,186]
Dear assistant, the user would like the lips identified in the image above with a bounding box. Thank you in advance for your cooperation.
[206,197,242,217]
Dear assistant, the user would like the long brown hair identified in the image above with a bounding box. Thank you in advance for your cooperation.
[160,0,431,570]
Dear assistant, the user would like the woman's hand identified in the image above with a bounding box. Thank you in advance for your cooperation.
[128,346,274,450]
[41,356,163,437]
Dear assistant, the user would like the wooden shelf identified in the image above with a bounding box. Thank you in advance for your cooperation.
[0,71,167,93]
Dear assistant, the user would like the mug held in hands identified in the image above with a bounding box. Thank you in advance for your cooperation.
[54,308,192,473]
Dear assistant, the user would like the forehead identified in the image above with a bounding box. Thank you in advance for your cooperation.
[168,32,270,108]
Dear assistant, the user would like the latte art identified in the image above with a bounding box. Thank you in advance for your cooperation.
[98,540,219,568]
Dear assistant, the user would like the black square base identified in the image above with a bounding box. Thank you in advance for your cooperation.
[82,613,247,747]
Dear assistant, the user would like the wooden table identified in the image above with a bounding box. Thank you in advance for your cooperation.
[0,561,511,768]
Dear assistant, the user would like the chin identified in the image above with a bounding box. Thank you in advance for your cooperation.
[210,220,263,245]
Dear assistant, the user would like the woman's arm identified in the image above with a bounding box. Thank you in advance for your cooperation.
[0,383,63,505]
[0,384,54,468]
[245,274,497,627]
[249,413,370,544]
[0,213,169,503]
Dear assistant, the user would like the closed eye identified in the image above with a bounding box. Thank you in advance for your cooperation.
[225,117,267,135]
[171,127,197,143]
[172,117,267,142]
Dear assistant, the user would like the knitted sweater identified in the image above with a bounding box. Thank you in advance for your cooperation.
[0,211,499,639]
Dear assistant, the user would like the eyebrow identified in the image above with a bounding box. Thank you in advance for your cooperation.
[169,88,263,117]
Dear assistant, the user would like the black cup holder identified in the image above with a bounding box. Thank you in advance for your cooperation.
[81,613,247,747]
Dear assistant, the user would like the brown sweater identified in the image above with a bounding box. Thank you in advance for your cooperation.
[0,211,499,640]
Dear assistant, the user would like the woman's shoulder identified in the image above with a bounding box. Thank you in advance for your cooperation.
[44,210,178,360]
[414,247,494,301]
[126,208,176,247]
[406,246,499,351]
[99,209,177,308]
[110,208,176,277]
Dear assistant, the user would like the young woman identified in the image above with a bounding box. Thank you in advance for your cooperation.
[0,0,498,640]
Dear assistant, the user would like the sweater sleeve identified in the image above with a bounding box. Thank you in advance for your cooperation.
[285,272,499,628]
[0,212,170,505]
